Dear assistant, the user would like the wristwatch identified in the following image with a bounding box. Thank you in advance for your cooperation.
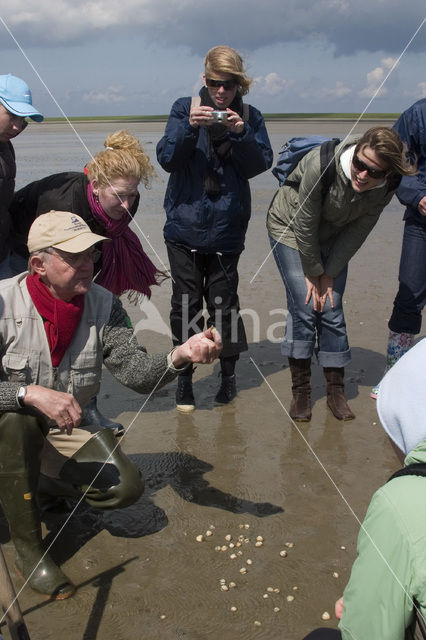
[16,385,27,408]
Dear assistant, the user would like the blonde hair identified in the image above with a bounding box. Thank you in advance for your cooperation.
[355,127,417,177]
[204,45,252,96]
[86,130,156,189]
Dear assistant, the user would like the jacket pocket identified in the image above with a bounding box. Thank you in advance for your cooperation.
[1,352,37,383]
[69,351,101,387]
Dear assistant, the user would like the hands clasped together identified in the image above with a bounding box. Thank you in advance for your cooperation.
[305,273,334,313]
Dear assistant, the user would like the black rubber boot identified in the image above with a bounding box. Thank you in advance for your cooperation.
[176,370,195,413]
[80,397,125,437]
[215,374,237,404]
[288,357,312,421]
[0,413,75,600]
[59,429,144,510]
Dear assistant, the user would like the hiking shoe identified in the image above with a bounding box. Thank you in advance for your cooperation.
[215,374,237,404]
[176,376,195,412]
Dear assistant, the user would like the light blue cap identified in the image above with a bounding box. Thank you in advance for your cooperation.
[0,74,43,122]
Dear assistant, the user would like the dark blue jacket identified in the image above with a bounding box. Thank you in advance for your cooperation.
[393,99,426,226]
[156,95,273,253]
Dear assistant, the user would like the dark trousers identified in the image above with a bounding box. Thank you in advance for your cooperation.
[302,629,342,640]
[166,242,247,359]
[389,219,426,334]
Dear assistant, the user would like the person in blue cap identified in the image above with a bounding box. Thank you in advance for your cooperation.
[0,73,43,279]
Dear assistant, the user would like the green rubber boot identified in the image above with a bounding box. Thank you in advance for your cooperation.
[59,429,144,510]
[0,413,75,600]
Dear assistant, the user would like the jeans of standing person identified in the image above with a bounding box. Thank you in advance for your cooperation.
[388,218,426,335]
[269,237,351,367]
[166,242,247,358]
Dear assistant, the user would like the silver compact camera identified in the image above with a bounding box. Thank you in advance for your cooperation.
[210,110,228,123]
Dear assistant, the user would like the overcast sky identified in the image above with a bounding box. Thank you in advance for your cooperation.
[1,1,425,117]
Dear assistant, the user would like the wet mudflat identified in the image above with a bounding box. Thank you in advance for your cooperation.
[0,120,414,639]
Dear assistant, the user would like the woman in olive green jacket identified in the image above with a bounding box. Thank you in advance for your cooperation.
[267,127,415,422]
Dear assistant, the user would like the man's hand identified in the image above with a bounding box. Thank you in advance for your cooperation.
[418,195,426,216]
[23,385,82,435]
[171,328,223,368]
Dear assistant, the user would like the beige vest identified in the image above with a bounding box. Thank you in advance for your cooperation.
[0,273,113,417]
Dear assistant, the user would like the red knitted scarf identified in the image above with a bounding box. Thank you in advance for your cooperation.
[26,273,84,367]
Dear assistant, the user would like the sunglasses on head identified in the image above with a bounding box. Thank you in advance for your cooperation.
[352,154,388,180]
[205,78,237,90]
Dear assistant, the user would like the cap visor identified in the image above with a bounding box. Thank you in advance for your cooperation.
[0,98,44,122]
[52,232,110,253]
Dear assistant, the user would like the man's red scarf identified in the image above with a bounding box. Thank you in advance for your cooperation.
[26,273,84,367]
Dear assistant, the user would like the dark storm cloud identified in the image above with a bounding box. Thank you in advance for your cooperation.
[1,0,425,56]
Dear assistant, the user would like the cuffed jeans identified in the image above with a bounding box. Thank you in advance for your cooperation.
[389,219,426,335]
[270,237,351,367]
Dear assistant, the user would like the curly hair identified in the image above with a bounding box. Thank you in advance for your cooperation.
[355,127,417,177]
[85,130,156,189]
[204,45,252,96]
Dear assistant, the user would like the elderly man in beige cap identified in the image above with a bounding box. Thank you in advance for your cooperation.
[0,210,222,600]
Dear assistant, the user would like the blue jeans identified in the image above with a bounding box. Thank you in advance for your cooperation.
[389,219,426,334]
[270,237,351,367]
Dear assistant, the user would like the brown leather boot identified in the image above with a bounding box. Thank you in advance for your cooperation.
[288,358,312,421]
[323,367,355,420]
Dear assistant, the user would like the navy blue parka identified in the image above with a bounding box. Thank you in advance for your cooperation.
[156,93,273,254]
[393,99,426,226]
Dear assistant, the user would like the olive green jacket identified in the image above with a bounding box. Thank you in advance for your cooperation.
[266,135,395,277]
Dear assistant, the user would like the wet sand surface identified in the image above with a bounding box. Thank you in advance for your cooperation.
[0,119,421,639]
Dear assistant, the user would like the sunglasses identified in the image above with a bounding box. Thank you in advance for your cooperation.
[205,78,237,90]
[352,154,388,180]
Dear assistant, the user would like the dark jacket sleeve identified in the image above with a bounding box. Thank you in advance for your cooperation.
[156,98,200,173]
[393,103,426,212]
[10,172,140,259]
[228,105,273,179]
[10,172,85,257]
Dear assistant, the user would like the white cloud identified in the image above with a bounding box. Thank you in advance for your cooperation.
[417,82,426,98]
[300,81,351,100]
[359,57,397,99]
[253,73,293,96]
[82,86,125,104]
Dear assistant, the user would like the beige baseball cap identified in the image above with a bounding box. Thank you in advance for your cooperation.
[28,210,109,254]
